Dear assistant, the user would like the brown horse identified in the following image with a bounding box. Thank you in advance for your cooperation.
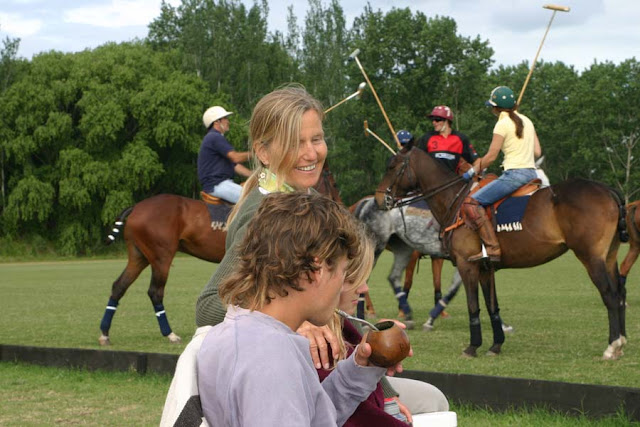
[99,165,342,345]
[620,200,640,279]
[374,147,628,359]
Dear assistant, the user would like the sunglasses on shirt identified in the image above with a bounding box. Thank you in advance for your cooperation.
[431,117,445,122]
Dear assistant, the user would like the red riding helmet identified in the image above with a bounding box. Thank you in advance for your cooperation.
[428,105,453,121]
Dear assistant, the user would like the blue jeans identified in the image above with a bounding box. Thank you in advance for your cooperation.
[472,168,537,206]
[209,179,242,204]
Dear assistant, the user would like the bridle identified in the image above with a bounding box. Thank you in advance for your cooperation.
[376,152,472,234]
[375,154,416,209]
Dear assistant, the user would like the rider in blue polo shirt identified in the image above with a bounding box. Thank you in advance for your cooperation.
[198,106,251,204]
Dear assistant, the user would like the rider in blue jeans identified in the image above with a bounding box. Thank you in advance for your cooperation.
[198,106,251,203]
[462,86,542,263]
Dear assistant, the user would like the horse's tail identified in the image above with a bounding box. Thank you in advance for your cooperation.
[105,206,134,245]
[608,188,630,243]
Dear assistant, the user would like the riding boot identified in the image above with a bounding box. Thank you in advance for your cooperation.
[462,198,501,262]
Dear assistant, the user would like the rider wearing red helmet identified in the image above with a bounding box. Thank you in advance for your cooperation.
[415,105,478,174]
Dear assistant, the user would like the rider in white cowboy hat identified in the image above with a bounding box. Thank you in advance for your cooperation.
[198,106,251,204]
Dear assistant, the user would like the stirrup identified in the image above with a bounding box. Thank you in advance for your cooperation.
[467,245,500,262]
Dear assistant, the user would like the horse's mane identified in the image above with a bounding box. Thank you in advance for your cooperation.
[408,147,458,180]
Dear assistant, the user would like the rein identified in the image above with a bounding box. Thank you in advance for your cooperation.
[378,153,472,250]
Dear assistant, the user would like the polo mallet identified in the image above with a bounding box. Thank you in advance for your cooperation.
[349,49,401,149]
[364,120,396,155]
[324,82,367,114]
[517,4,570,107]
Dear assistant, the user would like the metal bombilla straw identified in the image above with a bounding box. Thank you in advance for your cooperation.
[335,309,380,331]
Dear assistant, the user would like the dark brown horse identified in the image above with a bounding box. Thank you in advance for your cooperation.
[99,165,342,345]
[374,147,628,359]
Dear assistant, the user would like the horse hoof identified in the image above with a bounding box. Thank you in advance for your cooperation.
[422,319,435,331]
[462,347,477,358]
[486,344,501,356]
[440,311,451,319]
[603,338,624,360]
[402,320,415,330]
[365,311,377,320]
[167,332,182,344]
[501,323,514,334]
[397,310,406,320]
[99,334,111,346]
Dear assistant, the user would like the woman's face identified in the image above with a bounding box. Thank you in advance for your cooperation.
[284,109,327,191]
[338,279,369,315]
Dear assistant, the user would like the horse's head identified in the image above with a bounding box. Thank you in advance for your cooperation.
[374,150,418,211]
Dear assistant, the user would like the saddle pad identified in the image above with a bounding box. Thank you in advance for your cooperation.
[408,198,430,210]
[206,203,232,231]
[494,196,530,232]
[406,206,432,218]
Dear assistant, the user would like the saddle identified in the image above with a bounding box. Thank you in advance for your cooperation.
[200,191,233,206]
[444,175,542,234]
[200,191,233,231]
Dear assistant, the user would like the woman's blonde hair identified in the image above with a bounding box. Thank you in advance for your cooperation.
[327,227,376,366]
[228,85,324,223]
[219,192,360,310]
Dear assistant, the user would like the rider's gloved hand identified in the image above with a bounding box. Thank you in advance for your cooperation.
[462,167,475,182]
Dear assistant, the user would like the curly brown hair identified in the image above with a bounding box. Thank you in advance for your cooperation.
[219,192,362,310]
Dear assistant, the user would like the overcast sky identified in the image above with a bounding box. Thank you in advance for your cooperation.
[1,0,638,72]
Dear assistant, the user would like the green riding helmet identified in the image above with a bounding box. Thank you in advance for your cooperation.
[485,86,516,109]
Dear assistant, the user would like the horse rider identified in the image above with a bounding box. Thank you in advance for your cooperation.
[415,105,479,177]
[462,86,542,262]
[396,129,415,149]
[197,106,251,204]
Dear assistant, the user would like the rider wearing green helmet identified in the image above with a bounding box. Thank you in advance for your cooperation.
[485,86,516,109]
[462,86,542,263]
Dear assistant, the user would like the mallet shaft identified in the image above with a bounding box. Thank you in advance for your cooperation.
[365,125,396,155]
[353,55,401,149]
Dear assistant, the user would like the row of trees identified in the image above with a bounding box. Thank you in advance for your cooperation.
[1,0,639,255]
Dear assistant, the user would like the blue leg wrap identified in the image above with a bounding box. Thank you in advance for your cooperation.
[100,298,119,334]
[394,287,412,318]
[356,294,365,319]
[154,304,172,336]
[429,298,448,319]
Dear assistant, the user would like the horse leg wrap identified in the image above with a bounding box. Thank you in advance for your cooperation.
[154,304,172,336]
[490,312,505,344]
[99,298,119,334]
[429,297,448,319]
[356,296,365,319]
[394,287,412,318]
[469,311,482,347]
[434,291,443,307]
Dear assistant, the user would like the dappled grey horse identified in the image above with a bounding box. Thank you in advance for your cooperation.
[352,196,462,329]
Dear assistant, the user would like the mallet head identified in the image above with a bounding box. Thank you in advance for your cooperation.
[348,48,361,62]
[543,4,570,12]
[356,82,367,99]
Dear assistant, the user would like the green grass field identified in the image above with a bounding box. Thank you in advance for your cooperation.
[1,362,636,426]
[2,251,640,425]
[2,251,639,387]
